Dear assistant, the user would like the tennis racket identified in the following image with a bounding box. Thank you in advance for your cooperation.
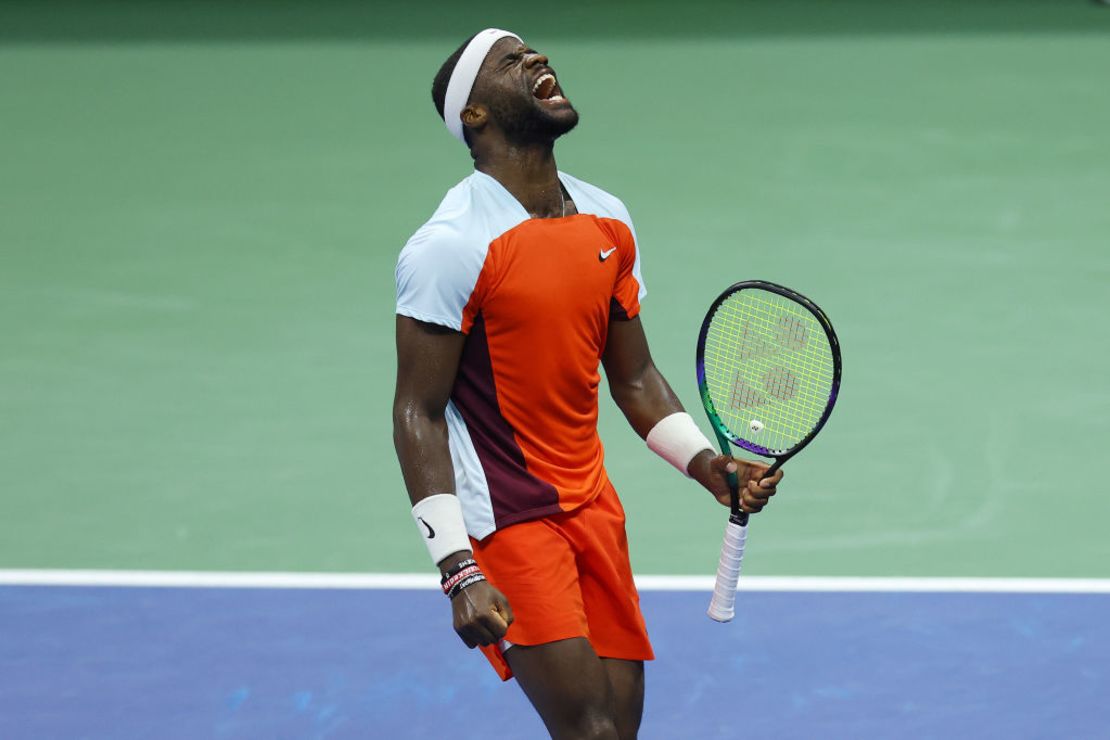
[697,280,842,622]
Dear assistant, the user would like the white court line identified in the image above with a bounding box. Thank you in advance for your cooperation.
[1,570,1109,593]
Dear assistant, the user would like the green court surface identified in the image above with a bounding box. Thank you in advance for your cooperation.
[2,1,1108,577]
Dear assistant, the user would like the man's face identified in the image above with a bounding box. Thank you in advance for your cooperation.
[470,37,579,145]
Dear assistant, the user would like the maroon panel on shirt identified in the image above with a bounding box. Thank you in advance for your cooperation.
[451,313,561,531]
[610,297,631,321]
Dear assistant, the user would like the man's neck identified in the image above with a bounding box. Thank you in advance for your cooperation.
[474,142,565,219]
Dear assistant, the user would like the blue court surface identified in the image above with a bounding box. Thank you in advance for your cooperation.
[1,584,1107,739]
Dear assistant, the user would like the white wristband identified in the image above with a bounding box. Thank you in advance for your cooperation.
[646,412,715,477]
[411,494,472,566]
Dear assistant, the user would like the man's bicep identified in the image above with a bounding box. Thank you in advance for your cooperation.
[394,315,466,416]
[602,315,653,387]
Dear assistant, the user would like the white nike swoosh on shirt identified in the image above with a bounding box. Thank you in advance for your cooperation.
[599,247,617,261]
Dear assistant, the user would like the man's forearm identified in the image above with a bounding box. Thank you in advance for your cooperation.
[610,362,718,478]
[394,409,475,569]
[609,363,685,439]
[392,405,457,505]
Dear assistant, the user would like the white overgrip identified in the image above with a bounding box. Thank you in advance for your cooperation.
[706,519,748,622]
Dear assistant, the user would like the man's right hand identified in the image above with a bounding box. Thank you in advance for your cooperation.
[687,449,783,514]
[452,579,514,648]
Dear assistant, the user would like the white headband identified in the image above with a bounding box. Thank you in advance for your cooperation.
[443,28,522,144]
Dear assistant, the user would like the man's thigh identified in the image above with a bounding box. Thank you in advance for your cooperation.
[602,657,644,740]
[506,638,621,740]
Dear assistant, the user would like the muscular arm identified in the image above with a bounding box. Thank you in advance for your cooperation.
[392,315,465,507]
[393,315,513,645]
[602,316,782,513]
[601,316,684,438]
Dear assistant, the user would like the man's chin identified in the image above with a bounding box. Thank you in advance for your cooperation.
[495,102,580,145]
[540,106,579,140]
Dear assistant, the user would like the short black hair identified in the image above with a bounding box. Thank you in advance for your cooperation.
[431,34,478,120]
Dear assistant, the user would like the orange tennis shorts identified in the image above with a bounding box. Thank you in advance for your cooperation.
[470,480,654,681]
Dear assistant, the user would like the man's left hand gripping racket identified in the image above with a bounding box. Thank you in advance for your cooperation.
[697,280,842,622]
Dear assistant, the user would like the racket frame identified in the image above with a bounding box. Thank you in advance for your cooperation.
[696,279,842,523]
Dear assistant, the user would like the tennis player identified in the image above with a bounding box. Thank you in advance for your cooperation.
[393,29,783,740]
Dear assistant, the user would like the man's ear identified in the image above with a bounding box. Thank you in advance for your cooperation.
[461,104,488,137]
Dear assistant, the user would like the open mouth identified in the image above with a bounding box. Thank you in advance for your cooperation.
[531,72,565,103]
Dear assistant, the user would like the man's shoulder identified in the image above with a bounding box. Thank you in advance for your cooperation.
[404,174,479,242]
[401,172,523,260]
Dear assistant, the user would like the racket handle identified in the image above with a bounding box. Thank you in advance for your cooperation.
[706,518,748,622]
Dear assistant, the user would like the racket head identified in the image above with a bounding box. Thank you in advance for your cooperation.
[696,280,841,461]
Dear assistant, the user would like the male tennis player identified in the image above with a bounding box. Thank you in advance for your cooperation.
[393,29,783,739]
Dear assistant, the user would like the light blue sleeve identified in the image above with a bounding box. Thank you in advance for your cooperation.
[395,221,486,332]
[603,196,647,304]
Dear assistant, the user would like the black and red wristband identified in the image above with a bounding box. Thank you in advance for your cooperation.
[440,558,485,599]
[441,565,481,594]
[440,558,477,582]
[446,573,487,600]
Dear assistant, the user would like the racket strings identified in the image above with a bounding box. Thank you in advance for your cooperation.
[707,310,830,448]
[703,290,835,454]
[706,305,830,449]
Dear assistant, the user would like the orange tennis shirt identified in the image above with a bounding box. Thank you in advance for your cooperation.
[396,171,646,539]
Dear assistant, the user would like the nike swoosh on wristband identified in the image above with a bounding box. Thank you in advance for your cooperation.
[418,517,435,538]
[599,247,617,262]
